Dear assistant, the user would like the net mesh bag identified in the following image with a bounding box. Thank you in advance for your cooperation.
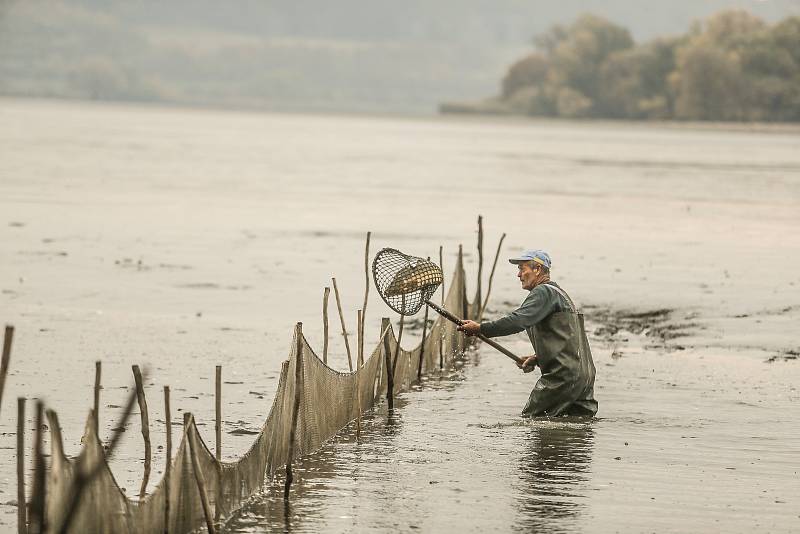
[43,247,475,534]
[372,248,444,316]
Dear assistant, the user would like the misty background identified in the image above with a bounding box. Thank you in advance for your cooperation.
[1,0,799,114]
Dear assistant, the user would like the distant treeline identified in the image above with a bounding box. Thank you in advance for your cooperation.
[480,11,800,121]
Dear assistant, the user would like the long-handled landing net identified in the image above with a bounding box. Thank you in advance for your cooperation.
[372,248,523,365]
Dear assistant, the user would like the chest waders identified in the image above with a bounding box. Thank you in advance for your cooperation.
[522,283,598,417]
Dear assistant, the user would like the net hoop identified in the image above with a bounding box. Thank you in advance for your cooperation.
[372,248,443,316]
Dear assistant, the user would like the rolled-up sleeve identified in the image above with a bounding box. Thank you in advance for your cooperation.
[479,285,558,338]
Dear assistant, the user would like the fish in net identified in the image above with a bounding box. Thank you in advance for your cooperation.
[372,248,443,316]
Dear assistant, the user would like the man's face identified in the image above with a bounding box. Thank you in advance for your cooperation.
[517,262,540,290]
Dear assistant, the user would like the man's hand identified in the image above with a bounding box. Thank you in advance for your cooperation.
[516,355,538,373]
[457,320,481,337]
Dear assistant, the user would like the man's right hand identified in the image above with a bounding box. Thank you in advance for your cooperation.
[516,355,537,373]
[457,320,481,337]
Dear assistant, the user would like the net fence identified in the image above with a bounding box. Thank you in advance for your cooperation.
[42,248,477,534]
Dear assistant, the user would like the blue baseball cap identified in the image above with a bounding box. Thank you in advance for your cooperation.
[508,249,551,269]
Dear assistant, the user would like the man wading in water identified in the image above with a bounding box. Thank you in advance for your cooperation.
[458,250,598,417]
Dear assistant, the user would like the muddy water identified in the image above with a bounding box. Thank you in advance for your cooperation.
[1,97,799,532]
[224,321,799,533]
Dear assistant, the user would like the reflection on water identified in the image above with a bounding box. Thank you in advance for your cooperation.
[514,420,594,532]
[222,346,602,534]
[223,398,410,533]
[223,359,599,534]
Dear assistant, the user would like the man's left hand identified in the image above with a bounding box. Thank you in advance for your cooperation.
[457,320,481,336]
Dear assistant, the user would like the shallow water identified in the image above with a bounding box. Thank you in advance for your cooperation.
[0,97,799,532]
[223,325,800,533]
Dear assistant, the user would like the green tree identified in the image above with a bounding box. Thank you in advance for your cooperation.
[548,14,634,111]
[498,10,800,121]
[672,42,745,120]
[702,9,766,47]
[597,39,677,118]
[501,53,549,98]
[736,16,800,120]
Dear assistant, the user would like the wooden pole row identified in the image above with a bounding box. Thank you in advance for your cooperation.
[31,360,225,533]
[15,229,484,532]
[57,374,141,534]
[324,231,370,372]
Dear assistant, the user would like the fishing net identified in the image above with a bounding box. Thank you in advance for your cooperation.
[372,248,443,316]
[42,248,476,534]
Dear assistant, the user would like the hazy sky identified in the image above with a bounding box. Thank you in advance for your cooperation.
[1,0,798,113]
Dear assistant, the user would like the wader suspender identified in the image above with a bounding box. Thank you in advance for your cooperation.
[544,282,577,313]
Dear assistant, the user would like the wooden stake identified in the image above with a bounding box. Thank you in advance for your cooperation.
[186,415,217,534]
[17,397,26,534]
[476,215,484,313]
[381,318,393,410]
[58,385,139,534]
[331,278,353,371]
[29,401,45,534]
[459,244,468,320]
[0,325,13,417]
[214,366,223,523]
[439,246,445,305]
[285,323,304,501]
[480,233,506,321]
[392,314,405,377]
[132,365,151,500]
[215,366,222,461]
[439,246,444,370]
[356,310,363,367]
[322,287,330,365]
[355,310,363,440]
[163,387,171,534]
[417,303,429,382]
[93,361,101,432]
[361,231,371,368]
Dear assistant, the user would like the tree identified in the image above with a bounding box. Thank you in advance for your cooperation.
[673,43,744,120]
[501,53,549,98]
[497,11,800,121]
[597,39,677,118]
[548,14,634,111]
